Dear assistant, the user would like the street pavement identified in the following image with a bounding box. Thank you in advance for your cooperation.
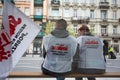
[6,54,120,80]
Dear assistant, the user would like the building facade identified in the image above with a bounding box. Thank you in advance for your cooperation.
[0,0,120,54]
[47,0,120,53]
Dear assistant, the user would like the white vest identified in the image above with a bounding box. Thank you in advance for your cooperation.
[77,36,106,70]
[43,34,77,73]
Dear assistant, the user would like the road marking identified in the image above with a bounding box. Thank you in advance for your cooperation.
[15,66,40,69]
[107,66,120,68]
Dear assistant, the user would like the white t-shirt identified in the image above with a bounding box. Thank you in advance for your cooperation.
[43,34,77,73]
[77,36,106,69]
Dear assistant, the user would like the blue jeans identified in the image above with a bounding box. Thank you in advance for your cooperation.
[56,76,65,80]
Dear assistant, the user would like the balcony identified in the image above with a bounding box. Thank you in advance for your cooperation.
[100,18,109,25]
[71,17,80,23]
[109,34,120,39]
[89,3,97,9]
[71,2,79,8]
[34,0,43,6]
[63,2,71,7]
[111,4,118,10]
[34,15,43,20]
[51,1,60,7]
[78,16,90,24]
[80,3,88,9]
[49,16,62,20]
[99,2,110,9]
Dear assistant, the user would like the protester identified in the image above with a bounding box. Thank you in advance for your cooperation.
[103,40,109,61]
[41,19,78,80]
[74,25,106,80]
[108,45,116,59]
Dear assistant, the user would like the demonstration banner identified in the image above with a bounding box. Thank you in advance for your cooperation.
[4,0,41,68]
[0,0,41,78]
[0,30,12,78]
[0,0,12,78]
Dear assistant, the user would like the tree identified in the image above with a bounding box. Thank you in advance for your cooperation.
[45,21,55,35]
[67,26,76,37]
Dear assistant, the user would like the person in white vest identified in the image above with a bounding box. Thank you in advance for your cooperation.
[74,25,106,80]
[41,19,78,80]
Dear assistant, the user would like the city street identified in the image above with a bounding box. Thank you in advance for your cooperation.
[6,54,120,80]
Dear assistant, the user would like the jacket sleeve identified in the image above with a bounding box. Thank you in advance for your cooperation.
[72,44,79,72]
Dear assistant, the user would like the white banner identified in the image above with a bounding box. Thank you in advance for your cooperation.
[4,0,41,68]
[0,0,12,78]
[0,30,12,78]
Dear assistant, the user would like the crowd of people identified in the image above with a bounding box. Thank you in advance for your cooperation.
[41,19,116,80]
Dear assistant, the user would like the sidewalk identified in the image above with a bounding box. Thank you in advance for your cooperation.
[6,78,120,80]
[8,55,120,80]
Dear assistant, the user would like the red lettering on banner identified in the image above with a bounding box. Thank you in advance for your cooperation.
[8,15,22,36]
[0,32,11,62]
[85,40,99,44]
[52,44,68,51]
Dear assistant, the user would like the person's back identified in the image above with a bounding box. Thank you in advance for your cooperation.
[42,34,77,73]
[77,35,106,73]
[74,25,106,80]
[42,19,78,80]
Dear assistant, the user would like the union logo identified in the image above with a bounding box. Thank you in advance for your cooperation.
[9,15,22,36]
[0,32,11,62]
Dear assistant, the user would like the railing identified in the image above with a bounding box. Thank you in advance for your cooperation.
[49,16,62,20]
[93,33,120,38]
[9,72,120,78]
[51,1,60,6]
[99,2,109,9]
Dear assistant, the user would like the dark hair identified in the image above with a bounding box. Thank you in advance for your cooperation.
[78,25,90,32]
[56,19,67,29]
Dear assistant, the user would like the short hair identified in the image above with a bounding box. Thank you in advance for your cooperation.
[56,19,67,29]
[78,25,90,32]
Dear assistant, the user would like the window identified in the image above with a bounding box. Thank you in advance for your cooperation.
[113,11,117,19]
[73,9,77,19]
[51,8,59,16]
[25,0,30,2]
[82,0,86,3]
[101,10,107,19]
[82,9,86,18]
[63,9,70,17]
[24,7,30,16]
[0,7,2,15]
[101,0,107,2]
[101,26,107,35]
[34,7,43,15]
[65,0,69,2]
[73,0,77,3]
[53,0,59,3]
[113,25,117,34]
[112,0,117,4]
[90,10,94,19]
[90,0,94,4]
[54,0,59,1]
